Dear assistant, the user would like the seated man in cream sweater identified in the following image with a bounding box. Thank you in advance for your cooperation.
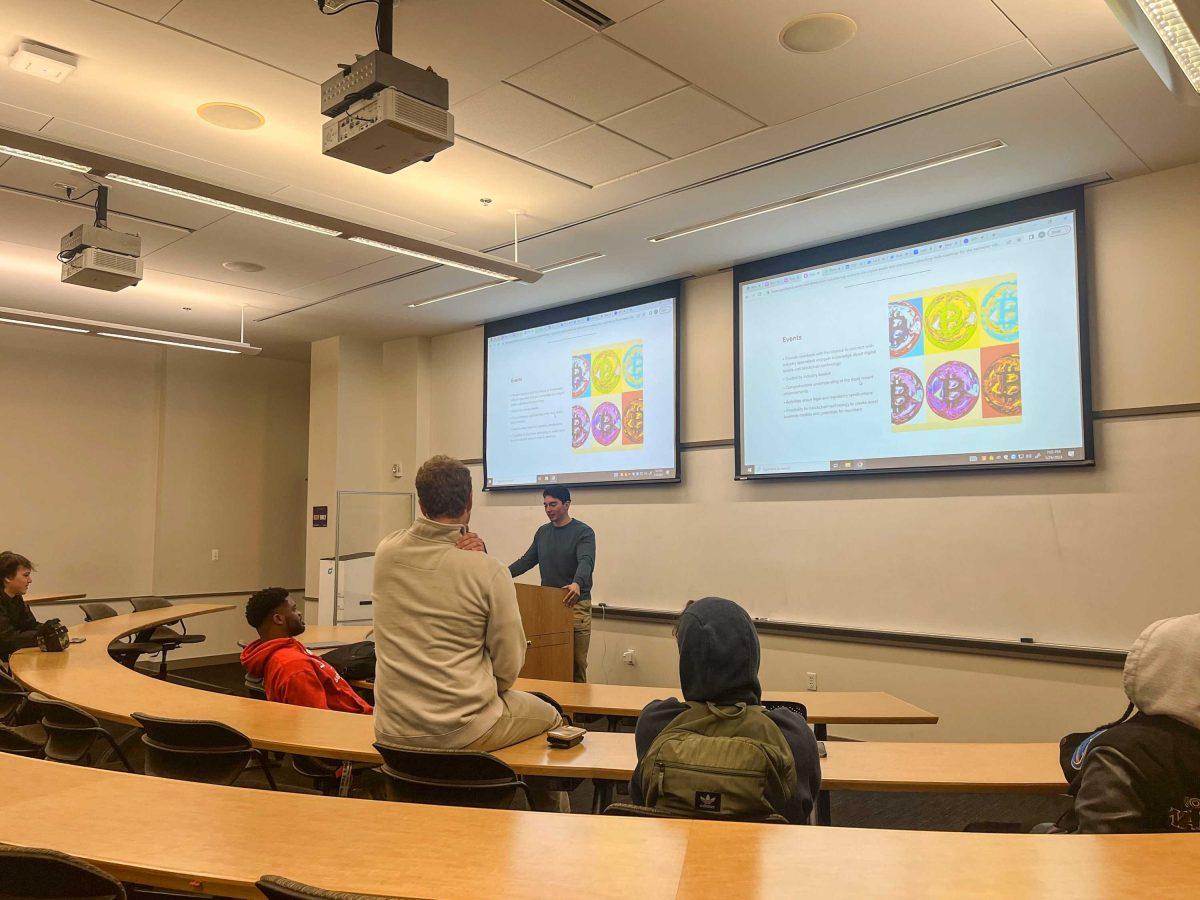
[372,455,563,760]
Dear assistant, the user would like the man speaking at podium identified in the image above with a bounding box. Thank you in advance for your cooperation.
[509,486,596,682]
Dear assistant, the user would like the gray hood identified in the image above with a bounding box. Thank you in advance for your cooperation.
[1124,612,1200,730]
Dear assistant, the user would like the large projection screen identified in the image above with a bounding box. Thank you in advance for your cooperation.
[735,188,1093,480]
[484,281,681,490]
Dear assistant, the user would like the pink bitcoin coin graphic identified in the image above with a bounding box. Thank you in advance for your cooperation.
[890,367,924,425]
[926,360,979,420]
[591,401,621,446]
[571,405,590,448]
[889,301,922,357]
[571,355,590,398]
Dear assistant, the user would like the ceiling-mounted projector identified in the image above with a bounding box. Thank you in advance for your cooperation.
[59,184,142,292]
[317,1,454,173]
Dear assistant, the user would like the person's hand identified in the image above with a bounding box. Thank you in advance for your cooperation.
[563,583,581,607]
[456,532,487,553]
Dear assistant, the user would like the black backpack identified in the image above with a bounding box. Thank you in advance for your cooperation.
[1054,702,1135,831]
[319,640,376,680]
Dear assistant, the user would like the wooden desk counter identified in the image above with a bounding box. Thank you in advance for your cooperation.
[11,607,1059,794]
[515,677,938,726]
[0,754,1195,899]
[24,592,87,605]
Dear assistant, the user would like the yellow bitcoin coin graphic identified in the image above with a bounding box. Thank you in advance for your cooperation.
[591,349,622,394]
[924,290,978,351]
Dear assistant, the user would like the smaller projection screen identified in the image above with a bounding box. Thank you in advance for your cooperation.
[734,187,1093,479]
[484,280,681,490]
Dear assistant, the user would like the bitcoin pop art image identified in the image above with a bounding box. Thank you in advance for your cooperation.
[571,339,645,453]
[924,290,978,351]
[981,343,1022,419]
[926,360,980,421]
[890,367,925,426]
[981,280,1020,343]
[888,300,923,358]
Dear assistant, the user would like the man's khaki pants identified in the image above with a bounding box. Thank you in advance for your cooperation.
[574,601,591,683]
[463,690,569,812]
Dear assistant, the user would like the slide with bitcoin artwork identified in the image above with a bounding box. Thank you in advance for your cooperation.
[571,340,645,453]
[888,274,1021,432]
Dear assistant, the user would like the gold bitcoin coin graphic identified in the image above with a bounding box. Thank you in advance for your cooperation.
[924,290,978,351]
[591,349,622,394]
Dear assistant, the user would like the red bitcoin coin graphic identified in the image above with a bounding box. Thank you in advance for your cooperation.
[591,401,621,446]
[571,405,590,448]
[571,355,591,398]
[889,301,922,357]
[890,367,924,425]
[622,391,644,445]
[982,352,1021,416]
[926,360,979,420]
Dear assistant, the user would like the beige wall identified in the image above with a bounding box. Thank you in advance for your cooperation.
[343,161,1200,742]
[0,328,308,630]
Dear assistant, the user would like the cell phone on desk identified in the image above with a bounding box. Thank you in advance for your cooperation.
[546,725,586,749]
[817,741,827,758]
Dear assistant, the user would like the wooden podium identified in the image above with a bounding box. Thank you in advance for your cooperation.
[515,583,574,682]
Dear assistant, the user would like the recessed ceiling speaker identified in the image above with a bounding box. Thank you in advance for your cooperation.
[780,13,858,53]
[197,102,266,130]
[222,260,265,272]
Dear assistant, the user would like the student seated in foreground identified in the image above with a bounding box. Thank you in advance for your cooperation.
[371,455,563,754]
[1047,612,1200,833]
[0,551,40,663]
[630,596,822,823]
[240,587,371,714]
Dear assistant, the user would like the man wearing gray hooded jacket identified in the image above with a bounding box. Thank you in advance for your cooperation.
[1051,612,1200,833]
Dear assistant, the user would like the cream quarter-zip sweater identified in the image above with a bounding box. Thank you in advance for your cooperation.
[371,517,527,749]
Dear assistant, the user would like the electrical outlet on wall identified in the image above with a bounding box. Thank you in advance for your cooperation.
[622,648,636,666]
[807,671,818,691]
[211,549,220,561]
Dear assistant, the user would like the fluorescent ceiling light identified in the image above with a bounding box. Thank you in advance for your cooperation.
[0,306,260,354]
[1137,0,1200,89]
[96,332,240,353]
[0,144,90,172]
[348,236,520,282]
[407,252,606,308]
[104,174,342,237]
[0,315,89,333]
[648,140,1007,243]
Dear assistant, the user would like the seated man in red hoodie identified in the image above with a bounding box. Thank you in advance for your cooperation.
[240,586,371,714]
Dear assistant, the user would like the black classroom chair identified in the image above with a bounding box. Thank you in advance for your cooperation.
[256,875,384,900]
[27,692,133,771]
[0,845,126,899]
[79,603,162,670]
[373,743,532,809]
[129,597,206,679]
[131,712,276,789]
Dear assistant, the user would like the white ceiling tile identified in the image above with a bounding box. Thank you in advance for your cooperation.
[603,86,760,157]
[525,124,666,184]
[90,0,180,20]
[509,35,684,120]
[607,0,1022,124]
[0,100,51,132]
[454,83,589,155]
[991,0,1132,65]
[163,0,592,103]
[1066,52,1200,171]
[271,185,455,241]
[142,214,391,293]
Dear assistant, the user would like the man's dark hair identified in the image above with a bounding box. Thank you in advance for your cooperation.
[542,485,571,504]
[416,455,472,518]
[246,586,290,629]
[0,552,34,582]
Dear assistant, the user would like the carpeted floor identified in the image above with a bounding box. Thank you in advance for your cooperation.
[105,660,1070,831]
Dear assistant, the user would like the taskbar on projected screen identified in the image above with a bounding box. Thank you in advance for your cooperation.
[743,446,1088,476]
[486,467,678,488]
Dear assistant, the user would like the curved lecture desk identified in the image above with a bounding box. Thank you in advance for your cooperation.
[12,605,1064,794]
[301,624,940,728]
[0,755,1197,899]
[24,592,87,605]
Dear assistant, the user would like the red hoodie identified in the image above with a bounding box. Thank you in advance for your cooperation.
[241,637,372,714]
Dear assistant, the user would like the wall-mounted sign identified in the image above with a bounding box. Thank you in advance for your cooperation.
[313,505,328,528]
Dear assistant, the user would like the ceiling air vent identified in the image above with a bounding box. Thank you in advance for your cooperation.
[542,0,614,29]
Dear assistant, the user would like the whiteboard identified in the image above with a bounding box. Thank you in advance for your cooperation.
[470,413,1198,652]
